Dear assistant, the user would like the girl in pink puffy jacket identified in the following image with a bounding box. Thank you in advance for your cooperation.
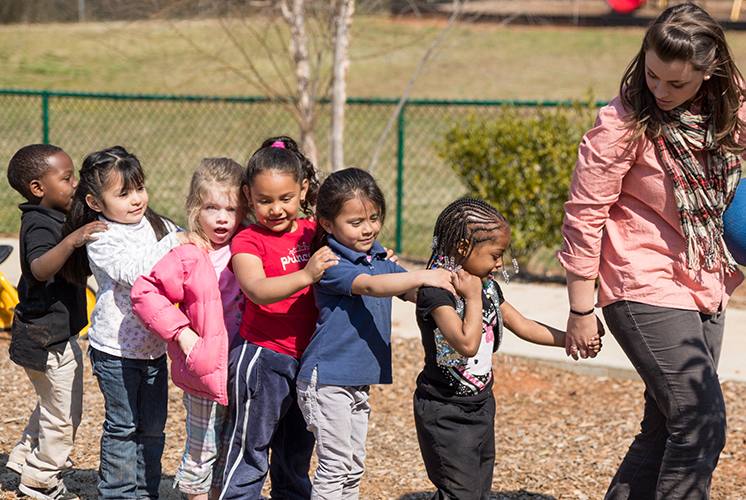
[131,158,249,500]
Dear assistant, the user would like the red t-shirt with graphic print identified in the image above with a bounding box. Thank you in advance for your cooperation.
[230,218,318,358]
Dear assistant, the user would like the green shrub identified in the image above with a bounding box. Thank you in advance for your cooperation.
[438,101,598,254]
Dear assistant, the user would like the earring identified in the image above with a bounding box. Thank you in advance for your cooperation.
[704,75,711,81]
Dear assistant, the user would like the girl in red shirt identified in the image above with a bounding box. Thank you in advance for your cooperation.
[223,136,337,500]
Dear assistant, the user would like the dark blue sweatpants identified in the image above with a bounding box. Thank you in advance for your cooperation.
[220,338,314,500]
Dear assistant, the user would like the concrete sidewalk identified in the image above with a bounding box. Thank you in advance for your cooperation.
[3,236,744,382]
[392,281,746,383]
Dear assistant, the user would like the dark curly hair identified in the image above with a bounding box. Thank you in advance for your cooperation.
[245,136,319,217]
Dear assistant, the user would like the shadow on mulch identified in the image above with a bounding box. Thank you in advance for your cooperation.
[397,491,557,499]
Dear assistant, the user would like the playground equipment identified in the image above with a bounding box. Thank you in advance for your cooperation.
[606,0,646,14]
[0,246,19,330]
[0,244,95,334]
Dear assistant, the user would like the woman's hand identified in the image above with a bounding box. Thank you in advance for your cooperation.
[566,313,605,360]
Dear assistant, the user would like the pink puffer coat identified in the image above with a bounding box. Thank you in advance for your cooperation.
[131,244,229,405]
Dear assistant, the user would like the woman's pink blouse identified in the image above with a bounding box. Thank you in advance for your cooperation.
[557,95,744,314]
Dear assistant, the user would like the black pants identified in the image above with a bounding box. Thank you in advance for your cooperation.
[603,301,727,500]
[413,389,495,500]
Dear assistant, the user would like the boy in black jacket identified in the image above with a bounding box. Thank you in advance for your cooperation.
[6,144,107,500]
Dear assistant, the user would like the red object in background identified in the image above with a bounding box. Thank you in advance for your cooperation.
[606,0,646,13]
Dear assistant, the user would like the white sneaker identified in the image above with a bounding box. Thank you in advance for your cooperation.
[19,481,79,500]
[5,460,22,475]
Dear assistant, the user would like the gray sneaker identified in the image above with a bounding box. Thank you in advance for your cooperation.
[19,481,79,500]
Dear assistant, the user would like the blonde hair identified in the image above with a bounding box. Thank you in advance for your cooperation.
[185,157,249,245]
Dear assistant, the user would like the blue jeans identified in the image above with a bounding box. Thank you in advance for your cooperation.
[603,301,726,500]
[90,348,169,500]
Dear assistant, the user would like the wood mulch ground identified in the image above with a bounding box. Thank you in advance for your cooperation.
[0,329,745,500]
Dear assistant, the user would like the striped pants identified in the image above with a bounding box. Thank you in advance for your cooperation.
[220,339,314,500]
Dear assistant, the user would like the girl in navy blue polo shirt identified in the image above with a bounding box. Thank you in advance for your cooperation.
[297,168,454,500]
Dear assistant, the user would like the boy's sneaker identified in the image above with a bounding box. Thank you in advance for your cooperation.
[19,481,79,500]
[5,460,22,475]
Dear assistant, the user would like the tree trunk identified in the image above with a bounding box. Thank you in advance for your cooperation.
[280,0,318,165]
[329,0,354,172]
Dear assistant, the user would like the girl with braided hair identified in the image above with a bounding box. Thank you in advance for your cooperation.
[414,197,602,500]
[559,4,746,498]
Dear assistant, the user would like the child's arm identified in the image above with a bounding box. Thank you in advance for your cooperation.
[428,269,484,358]
[30,220,109,282]
[233,245,339,305]
[350,268,455,299]
[500,300,566,347]
[130,247,208,357]
[88,223,183,286]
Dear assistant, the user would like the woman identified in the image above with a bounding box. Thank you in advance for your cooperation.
[557,3,745,499]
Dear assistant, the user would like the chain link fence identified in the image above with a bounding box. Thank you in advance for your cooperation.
[0,89,576,260]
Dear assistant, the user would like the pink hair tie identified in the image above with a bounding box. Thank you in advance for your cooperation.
[270,141,285,149]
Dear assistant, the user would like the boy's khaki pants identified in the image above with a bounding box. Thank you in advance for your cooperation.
[9,337,83,489]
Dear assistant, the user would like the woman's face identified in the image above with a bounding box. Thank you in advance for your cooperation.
[645,49,709,111]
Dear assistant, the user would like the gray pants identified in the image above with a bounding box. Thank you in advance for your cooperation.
[603,301,726,500]
[296,367,370,500]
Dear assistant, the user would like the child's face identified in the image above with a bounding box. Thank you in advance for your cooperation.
[36,151,78,213]
[320,196,381,254]
[460,227,511,282]
[244,170,308,234]
[199,185,243,250]
[86,171,149,225]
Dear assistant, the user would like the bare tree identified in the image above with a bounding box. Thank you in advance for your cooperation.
[280,0,319,163]
[369,0,467,173]
[154,0,360,168]
[328,0,354,171]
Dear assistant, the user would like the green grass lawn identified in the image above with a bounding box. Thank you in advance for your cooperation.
[1,15,725,101]
[3,15,745,261]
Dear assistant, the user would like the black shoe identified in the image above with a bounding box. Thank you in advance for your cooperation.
[19,482,79,500]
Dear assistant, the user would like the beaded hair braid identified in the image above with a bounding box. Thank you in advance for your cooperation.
[428,197,518,283]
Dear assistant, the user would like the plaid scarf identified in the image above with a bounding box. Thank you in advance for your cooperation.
[655,106,741,272]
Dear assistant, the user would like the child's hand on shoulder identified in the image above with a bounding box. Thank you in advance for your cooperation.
[420,268,456,295]
[451,269,482,301]
[383,247,398,263]
[70,220,109,248]
[304,246,340,283]
[176,231,211,252]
